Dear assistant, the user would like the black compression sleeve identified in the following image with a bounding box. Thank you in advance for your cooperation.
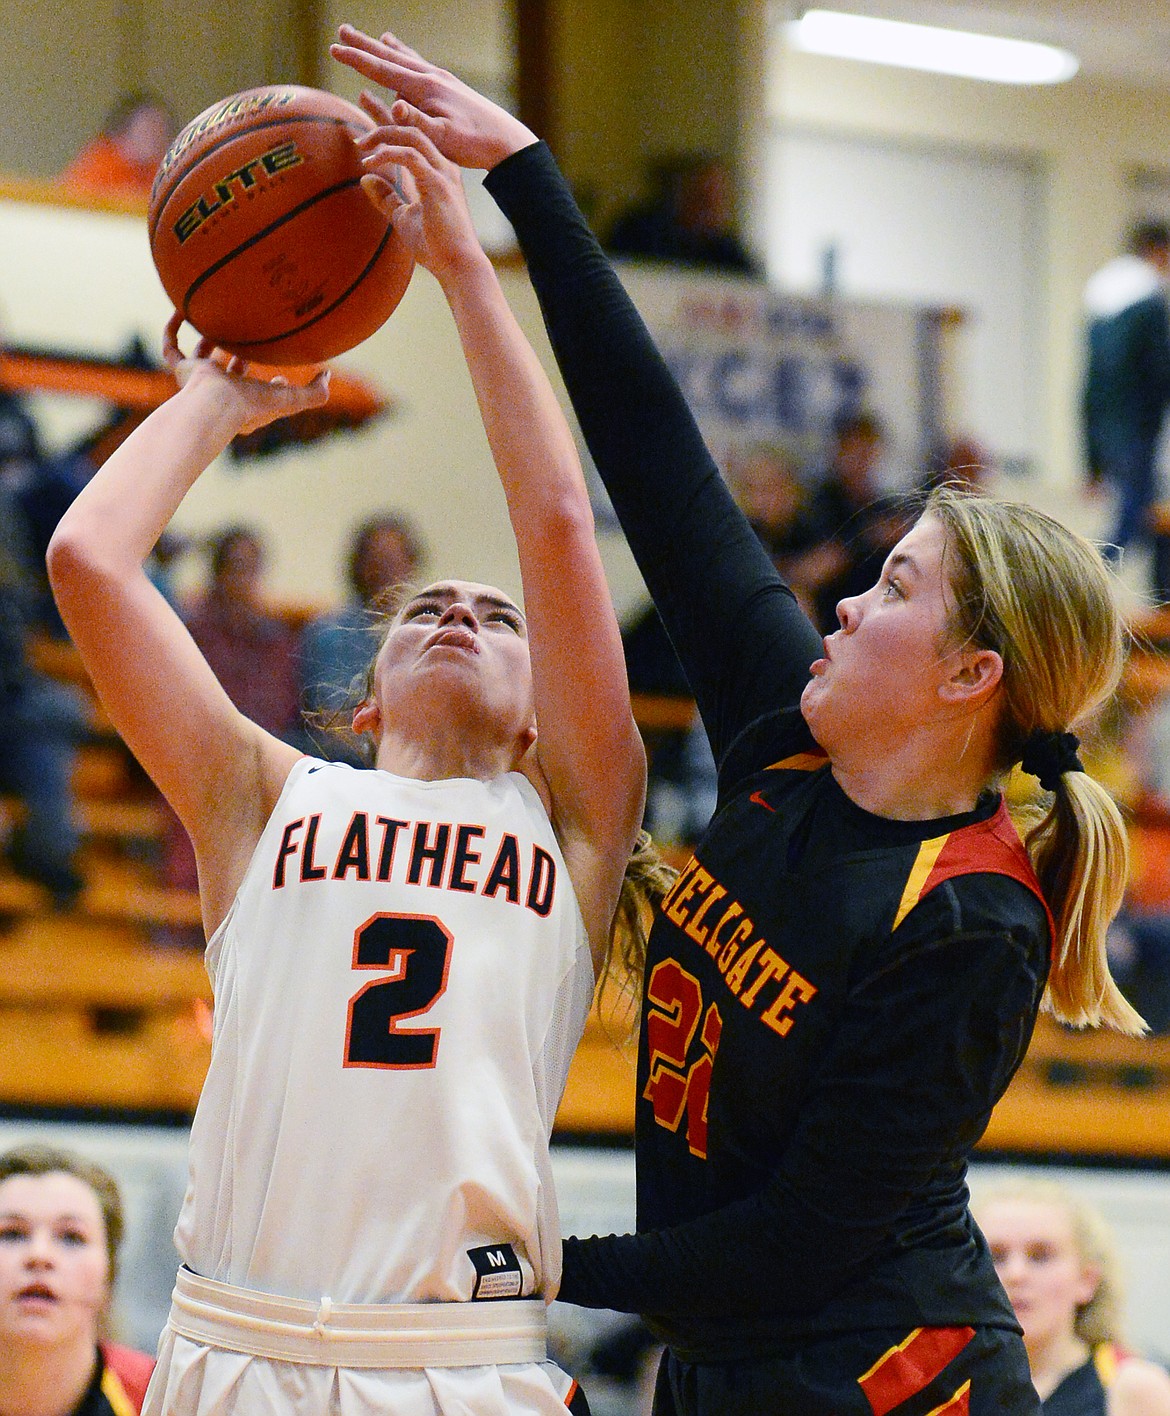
[485,143,823,764]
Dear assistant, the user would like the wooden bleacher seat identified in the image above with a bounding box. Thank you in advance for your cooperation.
[7,629,1170,1150]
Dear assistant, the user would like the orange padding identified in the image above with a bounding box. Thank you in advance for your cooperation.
[0,349,386,421]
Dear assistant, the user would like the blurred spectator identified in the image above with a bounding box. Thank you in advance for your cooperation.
[159,526,300,928]
[621,603,717,850]
[1083,220,1170,600]
[920,433,996,495]
[976,1179,1170,1414]
[299,512,425,760]
[0,1142,155,1413]
[58,92,178,199]
[607,153,759,275]
[183,526,300,740]
[791,411,913,633]
[727,439,821,617]
[0,485,84,907]
[0,389,55,628]
[1099,686,1170,1033]
[5,406,157,635]
[623,446,816,848]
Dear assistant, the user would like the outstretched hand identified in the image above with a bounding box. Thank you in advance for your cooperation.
[353,92,485,282]
[331,24,538,171]
[162,312,331,438]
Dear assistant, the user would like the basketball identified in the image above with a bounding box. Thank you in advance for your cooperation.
[148,84,414,366]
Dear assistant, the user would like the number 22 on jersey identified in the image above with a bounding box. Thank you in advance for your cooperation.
[643,957,723,1159]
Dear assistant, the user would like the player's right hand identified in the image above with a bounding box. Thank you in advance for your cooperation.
[331,24,537,172]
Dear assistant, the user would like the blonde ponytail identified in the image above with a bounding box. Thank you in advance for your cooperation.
[927,486,1143,1035]
[1023,772,1144,1033]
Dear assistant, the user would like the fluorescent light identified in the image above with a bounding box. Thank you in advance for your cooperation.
[787,9,1079,85]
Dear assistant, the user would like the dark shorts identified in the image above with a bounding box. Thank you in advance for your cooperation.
[652,1323,1039,1416]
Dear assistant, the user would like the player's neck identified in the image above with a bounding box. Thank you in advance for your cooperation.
[1025,1331,1090,1401]
[373,725,518,783]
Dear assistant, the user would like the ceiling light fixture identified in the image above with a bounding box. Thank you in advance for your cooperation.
[786,9,1079,85]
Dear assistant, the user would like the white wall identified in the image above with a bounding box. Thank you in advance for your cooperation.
[768,30,1170,498]
[0,185,643,620]
[766,128,1045,475]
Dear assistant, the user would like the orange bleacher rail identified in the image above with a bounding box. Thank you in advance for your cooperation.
[0,345,390,452]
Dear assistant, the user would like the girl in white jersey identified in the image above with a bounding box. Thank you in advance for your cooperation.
[46,100,646,1416]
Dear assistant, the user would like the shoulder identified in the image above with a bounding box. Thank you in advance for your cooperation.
[720,705,820,792]
[897,868,1050,956]
[99,1342,156,1410]
[1110,1354,1170,1416]
[893,801,1050,946]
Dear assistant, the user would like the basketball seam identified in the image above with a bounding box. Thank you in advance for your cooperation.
[179,176,373,320]
[211,219,399,355]
[148,114,367,247]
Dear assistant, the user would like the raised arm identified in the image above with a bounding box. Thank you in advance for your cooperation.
[46,328,328,930]
[357,97,645,967]
[332,26,823,768]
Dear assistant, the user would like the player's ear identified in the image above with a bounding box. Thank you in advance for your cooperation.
[939,647,1002,707]
[352,697,381,736]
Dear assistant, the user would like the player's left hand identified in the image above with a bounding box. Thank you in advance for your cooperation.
[162,312,332,438]
[355,92,487,284]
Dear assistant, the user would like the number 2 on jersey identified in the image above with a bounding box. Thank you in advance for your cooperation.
[344,912,453,1069]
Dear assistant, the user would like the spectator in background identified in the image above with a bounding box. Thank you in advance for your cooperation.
[184,526,300,742]
[921,433,996,496]
[58,92,177,200]
[975,1180,1170,1414]
[607,153,759,275]
[790,410,913,633]
[727,439,820,617]
[621,443,813,849]
[0,1142,155,1415]
[158,525,300,927]
[0,484,84,908]
[1083,220,1170,601]
[299,512,424,760]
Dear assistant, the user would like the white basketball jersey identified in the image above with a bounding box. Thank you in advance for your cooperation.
[174,757,595,1307]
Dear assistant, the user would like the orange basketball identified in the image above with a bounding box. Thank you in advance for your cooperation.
[148,84,414,366]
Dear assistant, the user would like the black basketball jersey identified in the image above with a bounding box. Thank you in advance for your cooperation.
[486,142,1051,1364]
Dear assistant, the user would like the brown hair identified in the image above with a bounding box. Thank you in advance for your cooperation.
[926,485,1143,1034]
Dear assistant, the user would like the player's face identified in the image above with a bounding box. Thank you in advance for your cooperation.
[979,1197,1098,1354]
[800,515,962,757]
[0,1172,110,1350]
[368,580,535,747]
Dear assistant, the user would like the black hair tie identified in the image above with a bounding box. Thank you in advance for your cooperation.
[1020,730,1084,793]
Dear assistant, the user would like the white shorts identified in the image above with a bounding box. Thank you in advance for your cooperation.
[142,1269,587,1415]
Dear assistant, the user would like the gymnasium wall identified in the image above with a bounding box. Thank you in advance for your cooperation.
[770,35,1170,490]
[0,180,650,613]
[3,1,1169,503]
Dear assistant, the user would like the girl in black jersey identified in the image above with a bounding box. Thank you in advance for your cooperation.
[977,1181,1170,1416]
[334,28,1145,1416]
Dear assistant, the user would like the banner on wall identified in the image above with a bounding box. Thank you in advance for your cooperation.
[582,262,950,527]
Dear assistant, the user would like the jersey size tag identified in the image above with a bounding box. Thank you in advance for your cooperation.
[467,1243,523,1300]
